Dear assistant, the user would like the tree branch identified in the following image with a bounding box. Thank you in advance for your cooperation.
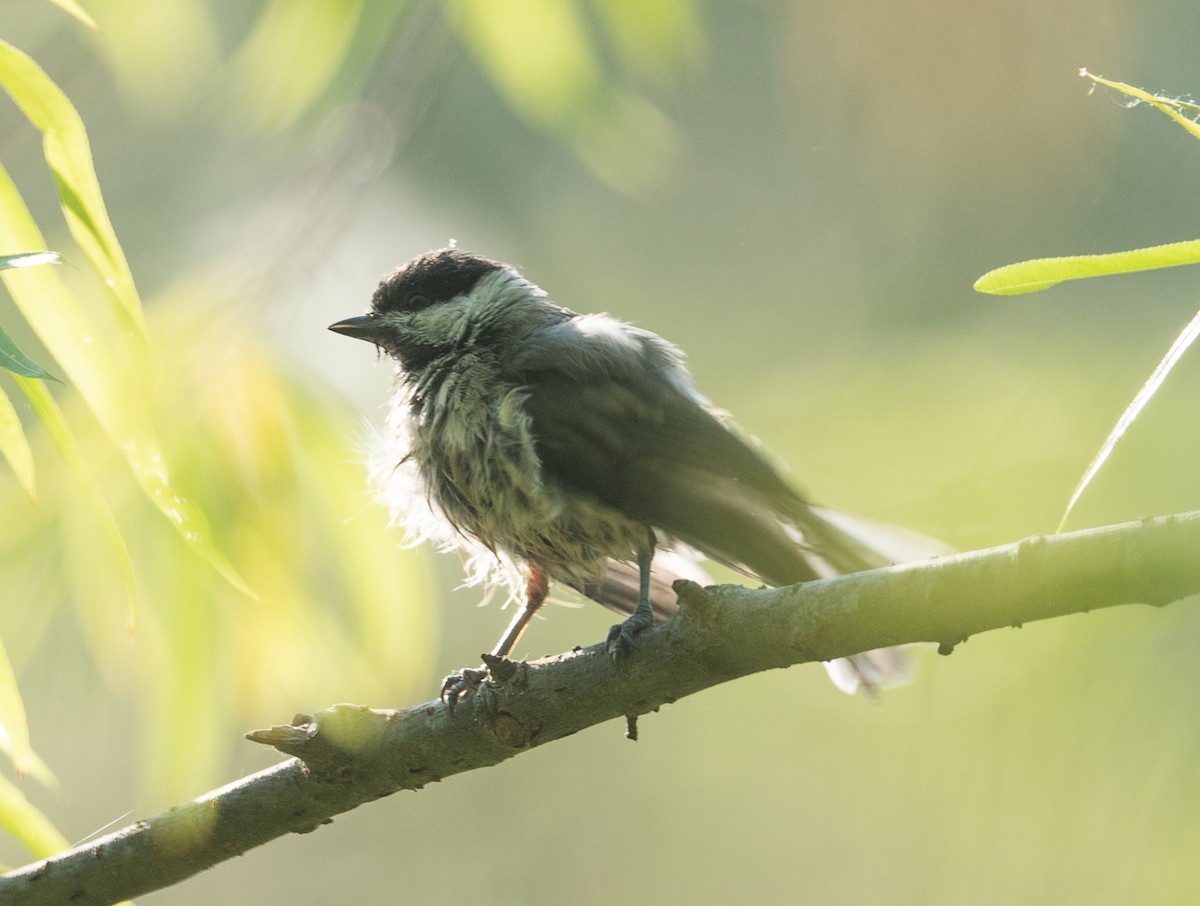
[4,511,1200,904]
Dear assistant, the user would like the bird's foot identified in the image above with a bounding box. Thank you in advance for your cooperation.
[440,654,519,714]
[605,610,654,662]
[440,664,489,714]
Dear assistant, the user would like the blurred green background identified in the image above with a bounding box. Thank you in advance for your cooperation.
[3,0,1200,902]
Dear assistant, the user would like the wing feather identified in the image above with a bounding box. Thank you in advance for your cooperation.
[513,317,883,585]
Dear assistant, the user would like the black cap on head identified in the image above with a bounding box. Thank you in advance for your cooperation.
[372,248,509,315]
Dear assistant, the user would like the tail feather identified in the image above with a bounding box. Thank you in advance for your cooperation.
[579,509,949,697]
[576,550,709,621]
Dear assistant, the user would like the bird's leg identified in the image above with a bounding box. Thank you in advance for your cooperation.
[606,529,656,661]
[490,565,549,658]
[441,564,549,711]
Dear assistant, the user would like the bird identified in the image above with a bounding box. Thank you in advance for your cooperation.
[330,247,926,706]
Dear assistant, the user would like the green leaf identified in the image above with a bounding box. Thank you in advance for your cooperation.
[1059,308,1200,530]
[0,324,57,382]
[448,0,601,125]
[977,75,1200,296]
[0,251,61,271]
[0,383,34,499]
[0,634,56,787]
[592,0,704,82]
[46,0,100,31]
[229,0,363,130]
[445,0,681,193]
[0,167,252,601]
[974,238,1200,295]
[0,39,148,349]
[1080,69,1200,142]
[14,374,139,624]
[0,771,69,860]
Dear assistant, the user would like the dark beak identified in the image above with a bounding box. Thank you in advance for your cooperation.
[328,314,385,345]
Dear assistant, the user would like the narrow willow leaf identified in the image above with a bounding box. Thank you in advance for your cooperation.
[0,251,61,271]
[0,324,57,382]
[0,162,142,440]
[448,0,602,125]
[975,238,1200,295]
[0,634,51,784]
[0,39,147,351]
[229,0,363,129]
[0,383,34,498]
[446,0,677,193]
[14,375,138,623]
[1080,69,1200,142]
[47,0,100,31]
[1060,307,1200,530]
[0,167,253,600]
[0,52,251,597]
[0,772,69,859]
[978,74,1200,297]
[591,0,704,81]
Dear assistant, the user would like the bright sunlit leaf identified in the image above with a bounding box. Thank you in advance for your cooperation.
[229,0,363,130]
[0,772,69,859]
[86,0,221,113]
[1080,69,1200,142]
[14,374,137,624]
[0,39,147,347]
[0,384,34,498]
[0,634,53,784]
[446,0,681,193]
[0,43,252,597]
[46,0,100,31]
[1059,308,1200,530]
[978,73,1200,526]
[0,166,252,600]
[448,0,600,125]
[0,252,61,271]
[979,74,1200,296]
[974,238,1200,295]
[14,374,138,623]
[593,0,704,82]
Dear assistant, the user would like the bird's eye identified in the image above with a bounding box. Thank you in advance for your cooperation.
[407,294,430,311]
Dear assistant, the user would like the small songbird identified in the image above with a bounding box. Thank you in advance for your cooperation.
[330,248,923,704]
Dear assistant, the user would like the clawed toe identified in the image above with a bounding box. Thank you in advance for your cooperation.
[440,654,522,713]
[606,613,652,662]
[440,665,489,713]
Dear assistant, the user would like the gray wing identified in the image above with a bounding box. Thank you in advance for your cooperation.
[512,317,887,587]
[514,317,938,697]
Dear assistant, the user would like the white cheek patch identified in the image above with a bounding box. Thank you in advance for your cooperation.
[397,269,542,348]
[406,298,475,345]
